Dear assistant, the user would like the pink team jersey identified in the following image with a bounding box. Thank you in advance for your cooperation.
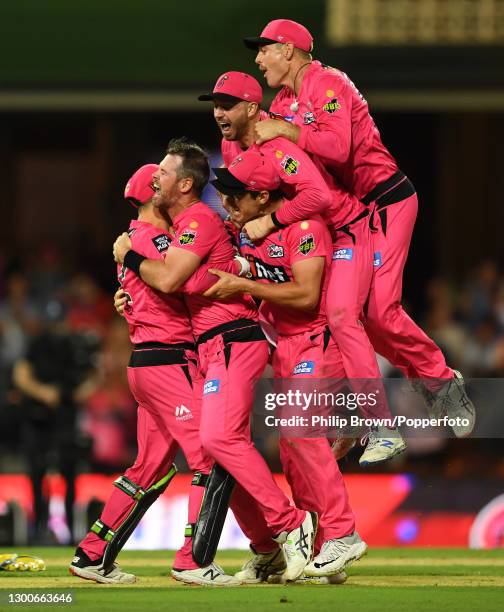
[118,220,194,345]
[237,217,332,336]
[222,134,364,233]
[172,201,258,338]
[269,60,399,201]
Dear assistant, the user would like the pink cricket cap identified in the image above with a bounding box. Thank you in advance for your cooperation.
[198,71,263,104]
[244,19,313,53]
[212,149,281,195]
[124,164,158,208]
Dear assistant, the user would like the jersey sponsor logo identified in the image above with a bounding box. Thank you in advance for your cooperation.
[333,248,353,261]
[152,233,170,253]
[178,229,197,246]
[267,244,284,258]
[373,251,382,267]
[175,404,193,421]
[280,155,299,176]
[239,232,255,249]
[246,254,288,283]
[203,379,220,395]
[293,361,315,375]
[299,233,315,256]
[303,111,315,125]
[323,98,341,114]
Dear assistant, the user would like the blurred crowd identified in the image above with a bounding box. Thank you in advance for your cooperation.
[0,247,503,541]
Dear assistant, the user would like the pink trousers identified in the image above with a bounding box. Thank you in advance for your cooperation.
[198,327,305,536]
[79,352,212,570]
[231,328,356,553]
[365,195,453,382]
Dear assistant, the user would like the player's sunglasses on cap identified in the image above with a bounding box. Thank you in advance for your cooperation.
[198,71,263,105]
[244,19,313,53]
[211,150,281,196]
[124,163,159,208]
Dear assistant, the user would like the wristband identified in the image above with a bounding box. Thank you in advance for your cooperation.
[234,255,251,277]
[123,250,146,277]
[271,212,287,229]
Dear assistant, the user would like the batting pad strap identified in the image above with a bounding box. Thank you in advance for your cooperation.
[185,523,195,538]
[90,519,115,542]
[150,464,178,492]
[114,476,146,501]
[191,472,209,487]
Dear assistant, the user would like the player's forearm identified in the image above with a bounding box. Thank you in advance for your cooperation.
[275,184,331,226]
[137,258,183,294]
[241,278,319,311]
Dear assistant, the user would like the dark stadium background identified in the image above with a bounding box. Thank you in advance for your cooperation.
[0,0,503,549]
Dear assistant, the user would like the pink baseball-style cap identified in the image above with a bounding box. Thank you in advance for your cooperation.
[124,163,158,208]
[212,149,281,195]
[244,19,313,53]
[198,71,263,104]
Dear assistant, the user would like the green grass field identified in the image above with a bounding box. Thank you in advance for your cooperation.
[1,548,504,612]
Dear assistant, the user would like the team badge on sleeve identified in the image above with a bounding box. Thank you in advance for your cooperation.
[299,233,315,256]
[323,98,341,114]
[178,229,197,246]
[280,155,299,175]
[152,234,170,253]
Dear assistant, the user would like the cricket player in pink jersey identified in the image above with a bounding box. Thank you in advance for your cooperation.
[199,70,405,464]
[206,149,367,580]
[242,19,475,444]
[113,138,318,582]
[70,164,241,586]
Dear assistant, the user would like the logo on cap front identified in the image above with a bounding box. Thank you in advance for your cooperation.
[216,75,229,88]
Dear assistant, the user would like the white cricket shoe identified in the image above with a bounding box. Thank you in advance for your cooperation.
[273,511,318,581]
[268,571,347,585]
[414,371,476,438]
[234,547,286,583]
[69,547,136,584]
[304,532,367,577]
[172,563,241,586]
[359,427,406,466]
